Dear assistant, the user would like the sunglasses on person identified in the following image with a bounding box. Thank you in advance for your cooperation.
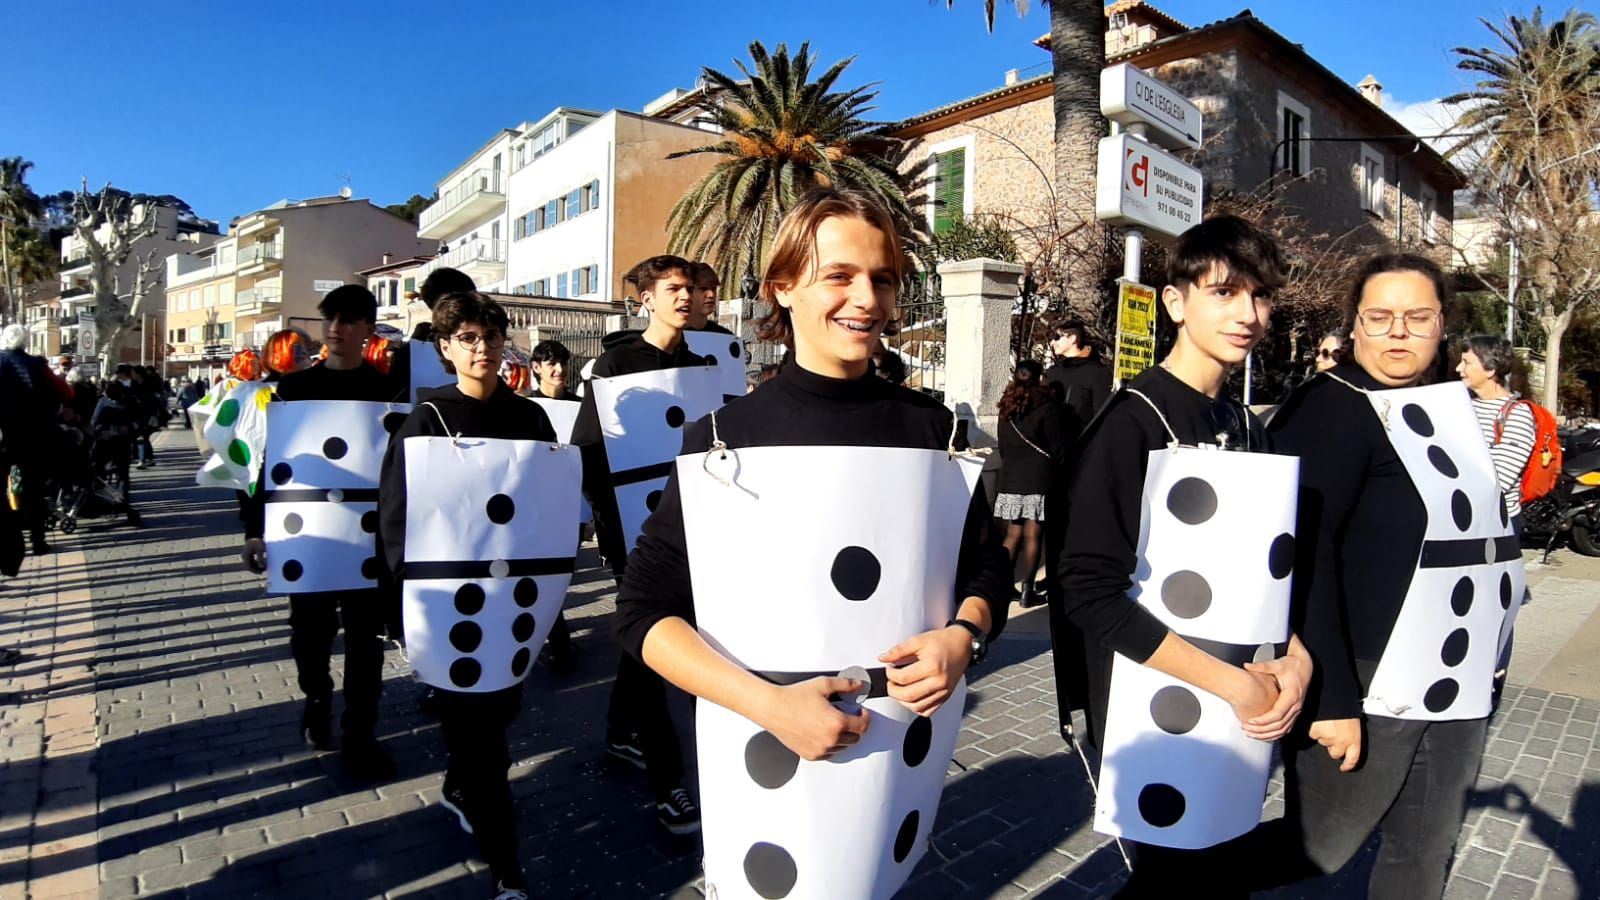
[450,330,506,350]
[1316,347,1342,360]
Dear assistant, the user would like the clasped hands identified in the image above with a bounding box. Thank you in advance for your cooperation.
[753,623,974,762]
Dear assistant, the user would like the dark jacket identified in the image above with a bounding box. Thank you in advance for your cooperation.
[1045,356,1113,438]
[378,382,556,579]
[996,399,1071,495]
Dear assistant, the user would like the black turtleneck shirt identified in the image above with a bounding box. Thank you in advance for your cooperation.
[1269,364,1430,721]
[1057,365,1265,743]
[612,363,1012,661]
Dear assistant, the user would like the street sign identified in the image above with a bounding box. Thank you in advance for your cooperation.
[1095,134,1204,239]
[312,279,342,294]
[1114,280,1157,385]
[1100,63,1203,151]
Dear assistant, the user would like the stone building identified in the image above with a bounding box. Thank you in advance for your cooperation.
[893,0,1462,269]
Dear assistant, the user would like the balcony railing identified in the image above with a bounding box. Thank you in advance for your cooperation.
[418,169,506,238]
[237,243,283,267]
[59,314,79,327]
[419,238,505,280]
[60,341,77,355]
[61,286,92,300]
[235,286,283,315]
[61,255,91,271]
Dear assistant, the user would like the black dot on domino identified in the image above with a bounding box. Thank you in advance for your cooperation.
[830,546,881,602]
[745,731,800,790]
[486,493,515,525]
[894,809,921,863]
[1138,783,1186,828]
[743,842,797,899]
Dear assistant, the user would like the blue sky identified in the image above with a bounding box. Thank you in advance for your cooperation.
[5,0,1553,224]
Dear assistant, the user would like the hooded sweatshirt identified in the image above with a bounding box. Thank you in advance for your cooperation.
[377,381,556,579]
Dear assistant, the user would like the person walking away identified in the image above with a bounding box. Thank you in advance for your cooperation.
[994,360,1068,608]
[0,325,70,555]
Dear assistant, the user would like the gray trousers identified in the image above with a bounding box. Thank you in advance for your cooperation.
[1276,713,1488,899]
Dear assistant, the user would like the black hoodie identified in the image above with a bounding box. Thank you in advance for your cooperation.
[570,329,706,567]
[377,381,556,579]
[1045,355,1113,437]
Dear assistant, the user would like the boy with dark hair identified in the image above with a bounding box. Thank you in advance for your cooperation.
[1052,215,1312,897]
[572,253,702,834]
[240,283,398,780]
[1045,318,1111,436]
[685,261,732,334]
[529,339,578,402]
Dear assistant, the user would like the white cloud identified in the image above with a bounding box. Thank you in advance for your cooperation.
[1382,93,1471,150]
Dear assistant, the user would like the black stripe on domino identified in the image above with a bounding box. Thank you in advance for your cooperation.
[404,557,578,579]
[1185,635,1287,668]
[1420,536,1522,569]
[610,460,675,488]
[753,667,892,700]
[264,488,381,503]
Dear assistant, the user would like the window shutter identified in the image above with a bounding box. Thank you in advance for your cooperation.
[934,148,965,235]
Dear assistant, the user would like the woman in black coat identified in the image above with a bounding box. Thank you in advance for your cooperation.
[994,359,1068,607]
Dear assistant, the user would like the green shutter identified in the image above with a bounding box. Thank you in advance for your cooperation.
[934,148,966,235]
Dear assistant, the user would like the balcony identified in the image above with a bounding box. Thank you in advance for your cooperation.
[419,238,505,286]
[59,341,77,355]
[235,213,280,238]
[237,242,283,275]
[59,314,79,328]
[417,169,506,239]
[60,254,92,273]
[235,285,283,318]
[60,286,94,307]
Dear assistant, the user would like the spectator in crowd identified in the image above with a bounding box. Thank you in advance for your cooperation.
[1045,319,1112,437]
[1314,330,1347,374]
[1458,335,1535,535]
[995,360,1067,608]
[0,324,69,555]
[686,262,733,334]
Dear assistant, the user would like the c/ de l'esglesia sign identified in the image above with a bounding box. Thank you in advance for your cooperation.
[1095,133,1204,239]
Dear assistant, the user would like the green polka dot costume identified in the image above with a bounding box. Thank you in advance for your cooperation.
[194,380,276,495]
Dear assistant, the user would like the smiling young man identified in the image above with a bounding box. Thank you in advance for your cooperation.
[571,254,706,833]
[238,284,397,780]
[1055,216,1312,897]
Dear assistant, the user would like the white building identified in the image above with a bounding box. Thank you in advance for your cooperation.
[420,106,718,304]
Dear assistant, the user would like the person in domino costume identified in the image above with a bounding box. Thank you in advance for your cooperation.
[1054,216,1313,897]
[616,189,1011,900]
[1262,254,1524,900]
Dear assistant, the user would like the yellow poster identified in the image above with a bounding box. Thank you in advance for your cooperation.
[1115,280,1157,383]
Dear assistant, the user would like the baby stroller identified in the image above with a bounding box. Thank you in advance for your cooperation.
[47,423,140,532]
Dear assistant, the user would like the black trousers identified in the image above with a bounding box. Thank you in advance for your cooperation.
[602,557,684,797]
[439,685,524,885]
[287,589,385,737]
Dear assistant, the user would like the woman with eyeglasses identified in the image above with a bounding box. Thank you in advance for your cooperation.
[1263,255,1524,899]
[378,291,557,900]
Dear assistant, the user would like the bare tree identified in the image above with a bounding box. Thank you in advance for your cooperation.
[71,183,163,368]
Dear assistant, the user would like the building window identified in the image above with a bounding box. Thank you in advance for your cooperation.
[1277,92,1311,177]
[556,272,569,298]
[545,199,560,226]
[1420,185,1438,244]
[567,189,582,220]
[533,278,548,296]
[588,180,601,211]
[931,147,967,235]
[1359,143,1386,218]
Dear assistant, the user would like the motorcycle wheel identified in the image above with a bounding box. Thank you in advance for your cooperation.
[1571,523,1600,557]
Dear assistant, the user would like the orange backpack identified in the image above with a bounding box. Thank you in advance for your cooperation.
[1494,398,1563,503]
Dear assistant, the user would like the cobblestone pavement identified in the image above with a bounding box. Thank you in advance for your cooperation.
[2,431,1597,899]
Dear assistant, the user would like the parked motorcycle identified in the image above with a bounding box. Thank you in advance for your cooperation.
[1524,423,1600,558]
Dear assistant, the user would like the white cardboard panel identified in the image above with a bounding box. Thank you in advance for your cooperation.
[409,341,453,404]
[684,331,748,401]
[679,444,982,900]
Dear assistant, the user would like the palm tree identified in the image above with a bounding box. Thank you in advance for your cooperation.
[665,41,924,289]
[1,156,45,322]
[1446,7,1600,411]
[955,1,1107,312]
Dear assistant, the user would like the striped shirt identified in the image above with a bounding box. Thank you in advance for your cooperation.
[1472,395,1537,520]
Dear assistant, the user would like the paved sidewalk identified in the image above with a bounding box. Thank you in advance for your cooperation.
[1,430,1597,899]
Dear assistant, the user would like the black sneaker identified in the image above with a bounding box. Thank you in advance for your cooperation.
[439,782,475,835]
[605,732,646,769]
[342,736,396,781]
[301,699,333,751]
[656,787,701,835]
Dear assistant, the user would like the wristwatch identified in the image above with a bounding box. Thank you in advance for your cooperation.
[946,618,988,666]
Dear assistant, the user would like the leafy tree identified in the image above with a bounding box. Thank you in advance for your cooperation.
[927,214,1019,265]
[665,41,925,288]
[385,193,437,225]
[1,157,46,323]
[1446,6,1600,412]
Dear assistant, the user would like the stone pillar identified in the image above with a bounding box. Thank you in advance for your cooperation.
[938,257,1023,451]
